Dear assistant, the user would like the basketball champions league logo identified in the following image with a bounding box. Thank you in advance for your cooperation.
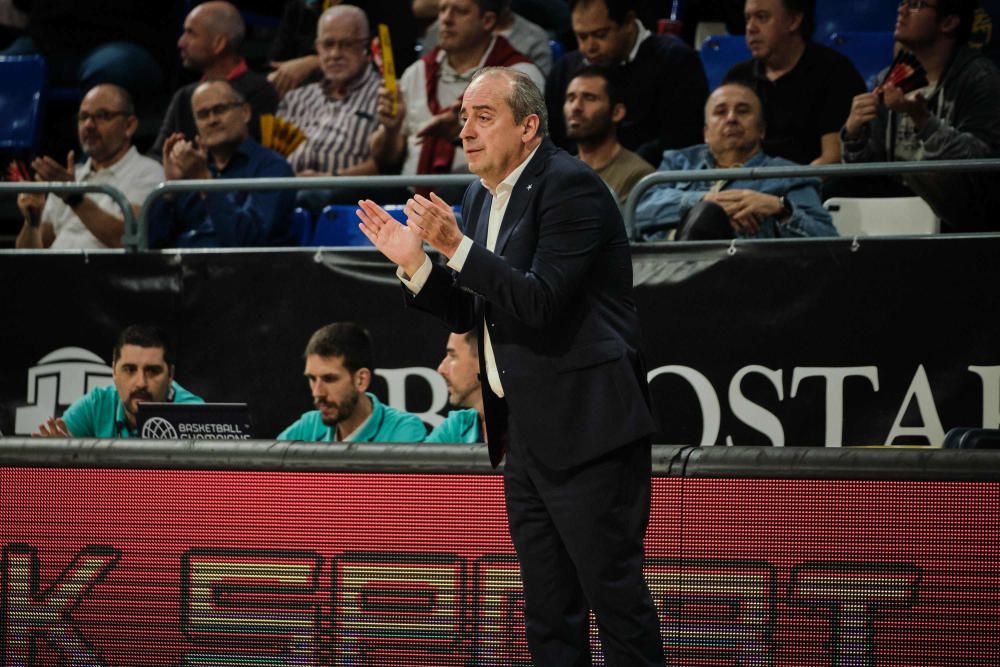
[141,417,179,440]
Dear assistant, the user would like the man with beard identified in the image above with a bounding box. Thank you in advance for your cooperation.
[425,330,485,442]
[545,0,708,165]
[635,82,835,240]
[31,325,203,438]
[563,65,652,205]
[278,322,427,442]
[15,84,163,249]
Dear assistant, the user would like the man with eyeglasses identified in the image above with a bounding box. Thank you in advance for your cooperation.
[275,5,383,213]
[150,1,278,160]
[723,0,866,166]
[15,84,163,249]
[147,80,295,248]
[842,0,1000,233]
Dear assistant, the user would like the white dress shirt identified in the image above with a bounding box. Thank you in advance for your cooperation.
[399,144,541,398]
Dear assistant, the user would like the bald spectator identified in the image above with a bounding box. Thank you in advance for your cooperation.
[148,81,295,248]
[546,0,709,165]
[151,1,278,158]
[635,82,835,241]
[563,65,653,205]
[372,0,544,181]
[724,0,866,165]
[277,5,382,212]
[15,84,163,249]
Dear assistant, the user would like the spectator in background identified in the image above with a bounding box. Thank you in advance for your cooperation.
[635,82,835,241]
[278,322,427,442]
[148,81,295,248]
[276,5,381,213]
[267,0,420,99]
[724,0,866,165]
[425,330,485,443]
[151,1,278,158]
[417,0,554,75]
[30,325,203,439]
[372,0,544,183]
[563,65,652,205]
[15,85,163,249]
[2,0,172,100]
[842,0,1000,233]
[546,0,708,165]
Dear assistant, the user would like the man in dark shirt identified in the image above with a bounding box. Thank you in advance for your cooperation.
[150,1,278,158]
[724,0,866,165]
[148,80,295,248]
[545,0,709,165]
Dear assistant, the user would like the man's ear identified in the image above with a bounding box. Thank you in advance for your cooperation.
[787,11,804,35]
[124,115,139,141]
[611,102,626,124]
[211,34,228,58]
[939,14,961,38]
[355,367,372,392]
[522,113,540,142]
[482,10,498,33]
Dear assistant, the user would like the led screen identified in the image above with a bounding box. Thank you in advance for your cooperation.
[1,469,997,665]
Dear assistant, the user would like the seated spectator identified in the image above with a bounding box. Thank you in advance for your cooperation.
[268,0,420,98]
[277,4,382,213]
[723,0,866,165]
[1,0,171,100]
[841,0,1000,233]
[15,84,163,249]
[635,82,835,240]
[151,1,278,158]
[30,325,203,439]
[148,81,295,248]
[418,0,554,75]
[372,0,544,184]
[563,65,653,205]
[545,0,708,165]
[425,330,485,442]
[279,322,427,442]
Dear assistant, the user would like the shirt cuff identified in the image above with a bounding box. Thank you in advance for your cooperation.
[397,254,433,294]
[447,236,474,272]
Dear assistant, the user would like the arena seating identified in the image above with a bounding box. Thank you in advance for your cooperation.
[0,55,47,152]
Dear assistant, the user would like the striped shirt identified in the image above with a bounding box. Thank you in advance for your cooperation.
[277,65,381,175]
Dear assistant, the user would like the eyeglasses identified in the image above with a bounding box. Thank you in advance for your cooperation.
[77,110,128,123]
[316,37,368,52]
[898,0,938,11]
[193,101,244,120]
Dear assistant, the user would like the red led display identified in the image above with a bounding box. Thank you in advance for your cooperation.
[1,469,997,665]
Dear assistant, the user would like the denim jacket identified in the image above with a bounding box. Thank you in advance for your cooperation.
[634,144,836,241]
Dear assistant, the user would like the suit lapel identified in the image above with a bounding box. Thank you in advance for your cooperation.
[473,188,492,247]
[494,141,552,256]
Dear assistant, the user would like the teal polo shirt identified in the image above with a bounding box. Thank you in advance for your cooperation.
[60,381,204,438]
[277,392,427,442]
[424,409,483,443]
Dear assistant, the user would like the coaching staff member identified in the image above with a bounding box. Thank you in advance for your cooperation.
[357,66,662,666]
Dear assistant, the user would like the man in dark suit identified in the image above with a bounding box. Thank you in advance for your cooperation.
[357,66,662,666]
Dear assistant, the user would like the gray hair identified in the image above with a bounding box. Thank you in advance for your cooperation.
[319,4,370,39]
[470,67,548,138]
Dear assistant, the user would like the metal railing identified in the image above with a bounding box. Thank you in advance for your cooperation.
[133,174,478,252]
[1,439,998,480]
[0,181,135,245]
[622,158,1000,241]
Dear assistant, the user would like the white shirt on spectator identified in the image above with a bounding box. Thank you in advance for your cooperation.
[45,146,163,249]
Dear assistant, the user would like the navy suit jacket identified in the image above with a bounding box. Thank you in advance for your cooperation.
[408,139,655,469]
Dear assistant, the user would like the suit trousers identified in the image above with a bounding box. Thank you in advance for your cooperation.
[503,431,664,666]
